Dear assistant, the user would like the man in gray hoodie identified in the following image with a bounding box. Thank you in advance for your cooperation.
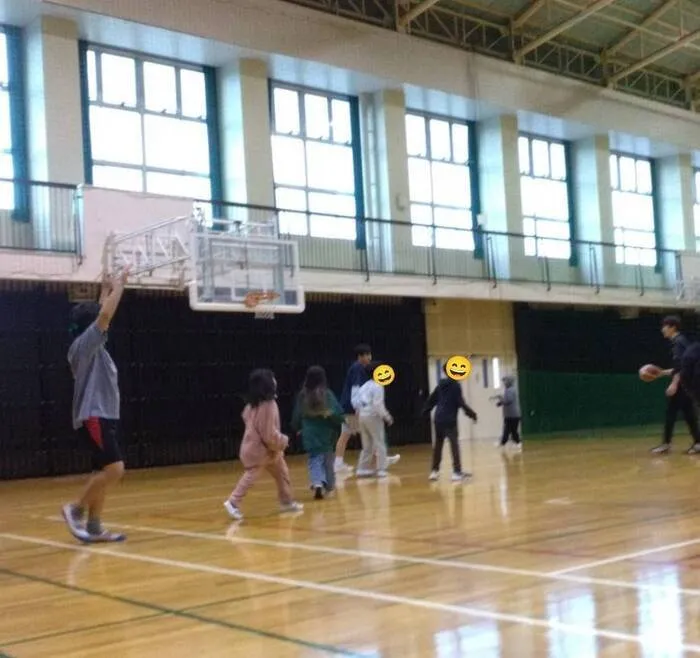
[496,376,521,449]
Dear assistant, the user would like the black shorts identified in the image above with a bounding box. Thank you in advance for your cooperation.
[80,417,123,469]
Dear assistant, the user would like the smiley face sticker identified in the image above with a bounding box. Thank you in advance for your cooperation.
[445,355,472,381]
[373,364,395,386]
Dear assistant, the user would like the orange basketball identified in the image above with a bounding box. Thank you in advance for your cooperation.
[639,364,662,382]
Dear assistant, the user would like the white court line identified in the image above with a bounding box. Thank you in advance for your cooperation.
[45,517,700,599]
[551,537,700,576]
[1,531,696,652]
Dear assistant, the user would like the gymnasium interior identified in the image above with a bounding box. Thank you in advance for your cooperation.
[2,0,700,655]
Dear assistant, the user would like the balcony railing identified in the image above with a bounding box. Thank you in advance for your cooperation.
[197,200,684,297]
[0,178,80,254]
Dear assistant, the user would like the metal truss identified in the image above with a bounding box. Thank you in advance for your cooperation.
[277,0,699,113]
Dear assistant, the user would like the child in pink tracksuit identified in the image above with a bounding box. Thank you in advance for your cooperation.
[224,369,304,521]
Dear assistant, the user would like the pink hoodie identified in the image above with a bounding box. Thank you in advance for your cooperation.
[238,400,289,468]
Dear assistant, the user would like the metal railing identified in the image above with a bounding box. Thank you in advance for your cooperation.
[199,200,682,297]
[0,178,80,254]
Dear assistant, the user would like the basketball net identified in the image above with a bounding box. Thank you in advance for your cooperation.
[243,290,279,320]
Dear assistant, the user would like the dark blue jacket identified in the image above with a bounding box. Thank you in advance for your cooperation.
[423,378,477,426]
[339,361,369,414]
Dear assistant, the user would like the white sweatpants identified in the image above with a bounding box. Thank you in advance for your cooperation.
[358,415,387,472]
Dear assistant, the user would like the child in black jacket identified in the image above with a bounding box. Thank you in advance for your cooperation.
[423,367,478,481]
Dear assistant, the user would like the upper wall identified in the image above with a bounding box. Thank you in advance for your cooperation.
[50,0,700,151]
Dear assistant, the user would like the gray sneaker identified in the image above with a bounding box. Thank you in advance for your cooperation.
[61,503,85,540]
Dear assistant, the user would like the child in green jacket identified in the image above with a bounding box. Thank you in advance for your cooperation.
[291,365,345,500]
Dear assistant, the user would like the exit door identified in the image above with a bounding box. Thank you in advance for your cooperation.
[428,356,512,442]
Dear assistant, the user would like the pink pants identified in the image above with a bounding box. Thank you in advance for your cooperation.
[229,455,293,507]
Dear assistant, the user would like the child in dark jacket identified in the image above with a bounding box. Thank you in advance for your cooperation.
[292,365,345,499]
[423,365,478,481]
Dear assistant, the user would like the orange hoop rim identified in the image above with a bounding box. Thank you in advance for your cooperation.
[243,290,280,308]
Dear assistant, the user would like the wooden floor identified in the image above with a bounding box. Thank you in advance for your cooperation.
[2,435,700,657]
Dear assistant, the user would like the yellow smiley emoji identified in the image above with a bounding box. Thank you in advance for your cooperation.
[373,364,395,386]
[445,355,472,381]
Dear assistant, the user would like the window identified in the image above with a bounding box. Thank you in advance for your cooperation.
[271,84,359,240]
[84,46,212,200]
[518,135,571,260]
[0,30,12,209]
[610,153,656,267]
[405,112,475,250]
[694,170,700,252]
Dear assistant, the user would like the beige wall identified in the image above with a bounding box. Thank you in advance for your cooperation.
[424,298,516,358]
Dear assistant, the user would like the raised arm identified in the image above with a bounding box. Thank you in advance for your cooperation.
[96,267,130,332]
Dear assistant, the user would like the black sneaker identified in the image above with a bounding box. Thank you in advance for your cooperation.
[686,444,700,455]
[650,444,671,455]
[314,486,324,500]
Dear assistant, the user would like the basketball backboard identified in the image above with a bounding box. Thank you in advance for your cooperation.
[104,208,305,315]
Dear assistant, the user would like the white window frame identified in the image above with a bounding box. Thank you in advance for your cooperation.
[270,82,359,241]
[405,111,476,251]
[518,134,572,261]
[84,44,212,199]
[609,152,657,268]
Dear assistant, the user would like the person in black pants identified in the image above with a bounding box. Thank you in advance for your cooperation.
[423,365,477,482]
[651,316,700,455]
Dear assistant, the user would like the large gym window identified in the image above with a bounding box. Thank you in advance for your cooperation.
[518,135,571,260]
[83,45,214,200]
[270,83,360,240]
[694,170,700,252]
[405,112,475,250]
[0,27,26,212]
[610,153,656,267]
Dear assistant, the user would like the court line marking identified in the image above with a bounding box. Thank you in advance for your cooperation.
[0,563,365,657]
[2,532,698,651]
[52,518,700,599]
[551,537,700,575]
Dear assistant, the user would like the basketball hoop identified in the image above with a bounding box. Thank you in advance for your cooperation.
[243,290,279,320]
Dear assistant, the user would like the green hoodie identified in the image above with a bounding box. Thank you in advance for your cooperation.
[291,389,345,456]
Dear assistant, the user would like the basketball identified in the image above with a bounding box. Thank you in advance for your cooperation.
[639,364,662,382]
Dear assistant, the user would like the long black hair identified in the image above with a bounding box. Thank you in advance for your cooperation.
[248,368,277,407]
[300,365,328,415]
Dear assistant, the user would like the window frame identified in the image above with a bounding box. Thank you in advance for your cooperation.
[693,169,700,252]
[518,132,574,262]
[609,151,658,268]
[80,42,220,201]
[405,109,480,253]
[269,80,364,243]
[0,24,29,220]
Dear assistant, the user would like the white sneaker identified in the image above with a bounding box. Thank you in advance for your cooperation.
[280,501,304,513]
[429,470,439,481]
[376,470,388,478]
[387,455,401,466]
[451,472,467,482]
[223,500,243,521]
[513,444,523,453]
[356,469,375,477]
[334,460,353,473]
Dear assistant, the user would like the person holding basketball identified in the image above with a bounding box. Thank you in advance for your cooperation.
[650,316,700,455]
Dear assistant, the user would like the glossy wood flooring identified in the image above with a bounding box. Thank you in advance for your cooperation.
[3,436,700,657]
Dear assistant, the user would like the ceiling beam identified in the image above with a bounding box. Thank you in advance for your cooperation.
[397,0,442,28]
[604,0,676,57]
[514,0,618,60]
[512,0,548,30]
[609,28,700,84]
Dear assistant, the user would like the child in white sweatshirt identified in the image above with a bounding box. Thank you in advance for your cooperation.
[352,362,394,478]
